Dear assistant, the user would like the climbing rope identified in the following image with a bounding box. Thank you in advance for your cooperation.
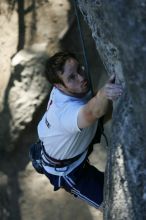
[73,0,94,96]
[73,0,108,146]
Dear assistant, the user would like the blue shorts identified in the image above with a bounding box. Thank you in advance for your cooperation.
[43,160,104,209]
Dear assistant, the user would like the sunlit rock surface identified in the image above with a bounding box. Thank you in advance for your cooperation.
[0,0,70,151]
[0,49,49,151]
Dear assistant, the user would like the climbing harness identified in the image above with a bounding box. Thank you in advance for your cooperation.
[29,138,88,170]
[73,0,108,146]
[41,140,87,168]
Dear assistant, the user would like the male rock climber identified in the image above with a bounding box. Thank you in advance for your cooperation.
[37,51,123,209]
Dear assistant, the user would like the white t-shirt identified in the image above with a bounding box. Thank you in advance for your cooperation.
[37,87,98,175]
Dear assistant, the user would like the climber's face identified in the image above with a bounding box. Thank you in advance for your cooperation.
[55,58,90,98]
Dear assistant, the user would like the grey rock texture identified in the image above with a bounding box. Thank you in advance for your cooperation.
[0,49,49,151]
[78,0,146,219]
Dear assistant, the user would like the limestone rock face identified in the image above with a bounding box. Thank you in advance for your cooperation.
[78,1,146,219]
[0,49,49,151]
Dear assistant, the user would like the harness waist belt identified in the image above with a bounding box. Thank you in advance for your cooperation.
[42,144,86,168]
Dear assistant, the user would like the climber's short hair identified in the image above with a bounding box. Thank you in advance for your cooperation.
[45,51,78,86]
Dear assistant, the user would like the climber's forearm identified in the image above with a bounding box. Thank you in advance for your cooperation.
[77,75,123,129]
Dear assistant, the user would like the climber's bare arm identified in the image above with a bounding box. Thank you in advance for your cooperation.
[77,75,123,128]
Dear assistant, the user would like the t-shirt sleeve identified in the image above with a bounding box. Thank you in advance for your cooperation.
[59,104,83,133]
